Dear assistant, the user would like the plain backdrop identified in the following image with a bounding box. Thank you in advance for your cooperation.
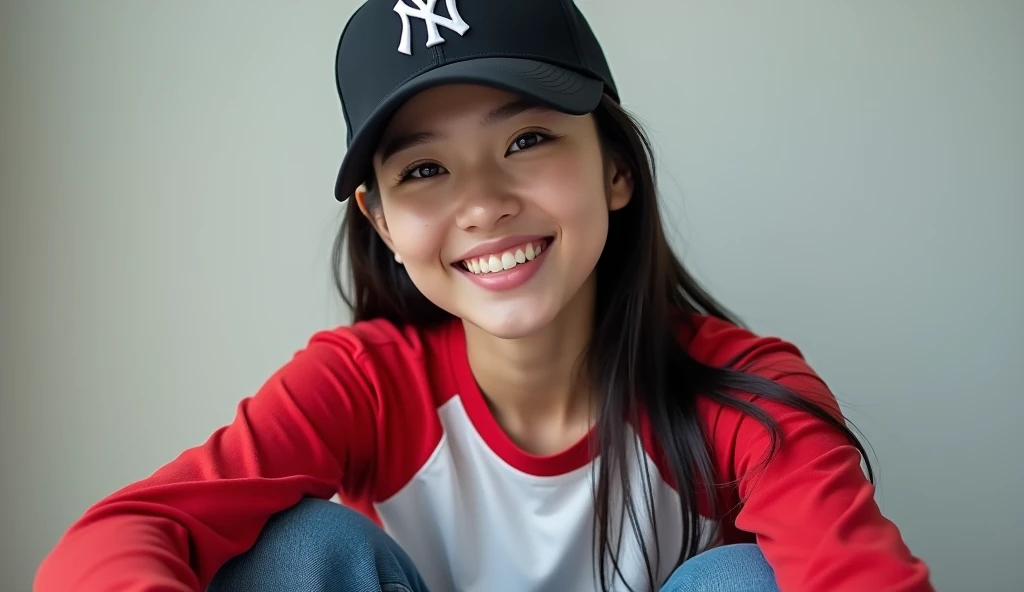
[2,1,1021,590]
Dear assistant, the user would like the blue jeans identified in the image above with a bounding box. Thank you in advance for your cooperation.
[208,498,779,592]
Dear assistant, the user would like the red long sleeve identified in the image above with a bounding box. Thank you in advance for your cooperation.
[34,330,381,591]
[36,316,934,591]
[691,317,934,591]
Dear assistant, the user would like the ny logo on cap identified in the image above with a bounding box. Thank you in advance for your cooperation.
[393,0,470,56]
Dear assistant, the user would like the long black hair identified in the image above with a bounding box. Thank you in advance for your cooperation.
[331,95,872,590]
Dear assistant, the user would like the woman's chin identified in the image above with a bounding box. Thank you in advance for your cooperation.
[461,304,560,341]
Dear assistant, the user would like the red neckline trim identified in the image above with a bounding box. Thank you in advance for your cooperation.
[444,320,596,477]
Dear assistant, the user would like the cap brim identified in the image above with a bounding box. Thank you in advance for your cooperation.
[333,57,605,201]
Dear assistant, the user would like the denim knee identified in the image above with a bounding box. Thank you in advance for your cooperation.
[661,544,779,592]
[207,498,426,592]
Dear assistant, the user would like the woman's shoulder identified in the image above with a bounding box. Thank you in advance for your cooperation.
[680,314,819,379]
[305,316,458,365]
[283,317,462,410]
[680,314,841,419]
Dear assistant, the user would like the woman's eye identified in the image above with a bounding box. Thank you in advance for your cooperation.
[401,163,447,181]
[507,132,548,154]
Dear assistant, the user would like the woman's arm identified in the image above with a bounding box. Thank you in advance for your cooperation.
[34,330,382,591]
[717,368,934,591]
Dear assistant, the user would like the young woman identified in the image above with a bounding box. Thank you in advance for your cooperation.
[36,1,934,590]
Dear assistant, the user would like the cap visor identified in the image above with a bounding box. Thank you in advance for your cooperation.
[334,57,604,201]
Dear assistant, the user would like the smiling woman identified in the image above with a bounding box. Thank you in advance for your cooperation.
[360,85,630,339]
[34,0,936,591]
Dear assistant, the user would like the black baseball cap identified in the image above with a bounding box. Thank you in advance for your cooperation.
[332,0,619,201]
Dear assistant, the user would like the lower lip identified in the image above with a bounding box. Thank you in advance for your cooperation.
[457,242,551,292]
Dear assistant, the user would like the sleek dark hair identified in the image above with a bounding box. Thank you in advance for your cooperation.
[331,95,872,590]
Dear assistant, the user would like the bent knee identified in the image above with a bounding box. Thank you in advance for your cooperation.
[208,498,385,591]
[250,498,380,558]
[664,544,779,592]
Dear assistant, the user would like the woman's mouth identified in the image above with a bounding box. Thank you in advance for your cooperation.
[457,238,553,275]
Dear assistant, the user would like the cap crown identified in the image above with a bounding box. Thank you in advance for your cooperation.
[335,0,617,145]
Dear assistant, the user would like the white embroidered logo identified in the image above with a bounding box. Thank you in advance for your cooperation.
[393,0,470,56]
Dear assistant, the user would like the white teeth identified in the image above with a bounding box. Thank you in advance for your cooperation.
[461,241,548,274]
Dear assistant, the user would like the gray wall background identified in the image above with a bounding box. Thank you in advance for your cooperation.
[2,1,1021,590]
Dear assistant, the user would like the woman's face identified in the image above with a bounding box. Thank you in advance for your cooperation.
[365,84,632,339]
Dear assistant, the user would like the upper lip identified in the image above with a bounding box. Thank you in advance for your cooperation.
[454,235,551,263]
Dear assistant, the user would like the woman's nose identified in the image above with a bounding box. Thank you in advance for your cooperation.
[452,171,522,232]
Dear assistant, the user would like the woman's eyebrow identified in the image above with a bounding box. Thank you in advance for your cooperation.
[378,131,441,167]
[481,99,550,126]
[378,100,552,166]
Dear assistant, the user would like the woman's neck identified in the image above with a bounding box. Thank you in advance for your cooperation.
[463,274,597,455]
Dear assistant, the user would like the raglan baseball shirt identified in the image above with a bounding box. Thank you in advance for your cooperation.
[35,315,933,591]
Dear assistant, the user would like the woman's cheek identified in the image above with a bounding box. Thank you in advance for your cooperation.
[383,202,448,259]
[397,225,447,266]
[531,156,606,222]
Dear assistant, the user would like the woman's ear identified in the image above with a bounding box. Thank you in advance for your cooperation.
[354,183,400,257]
[354,183,373,219]
[605,154,634,211]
